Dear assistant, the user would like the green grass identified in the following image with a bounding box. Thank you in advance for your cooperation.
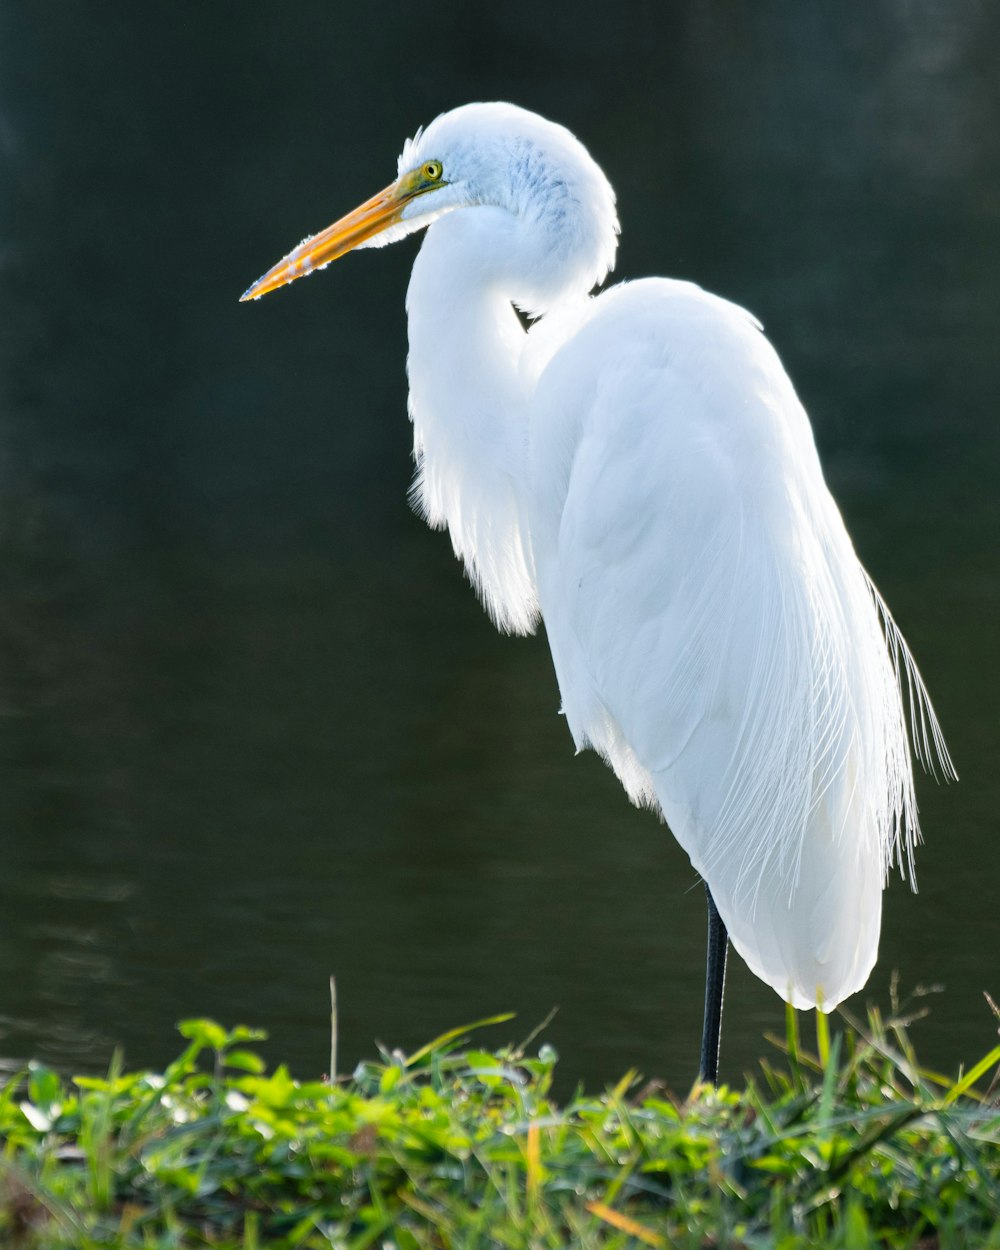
[1,993,999,1249]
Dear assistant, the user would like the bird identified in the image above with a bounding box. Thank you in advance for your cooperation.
[241,102,954,1084]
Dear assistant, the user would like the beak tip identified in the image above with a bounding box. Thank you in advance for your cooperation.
[240,178,407,308]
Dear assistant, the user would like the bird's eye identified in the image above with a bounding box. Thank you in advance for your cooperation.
[422,161,443,182]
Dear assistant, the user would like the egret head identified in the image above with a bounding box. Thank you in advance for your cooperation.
[241,102,619,308]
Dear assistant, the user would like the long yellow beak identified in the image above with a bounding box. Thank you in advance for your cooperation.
[240,170,433,302]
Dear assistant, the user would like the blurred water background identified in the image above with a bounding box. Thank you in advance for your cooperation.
[0,1,997,1090]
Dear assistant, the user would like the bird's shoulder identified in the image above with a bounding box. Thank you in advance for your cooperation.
[590,275,764,336]
[527,277,764,391]
[526,277,807,459]
[526,277,821,541]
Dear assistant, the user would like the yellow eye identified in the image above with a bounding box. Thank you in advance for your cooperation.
[422,161,443,182]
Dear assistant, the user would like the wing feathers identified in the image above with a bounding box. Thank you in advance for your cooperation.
[528,278,952,1011]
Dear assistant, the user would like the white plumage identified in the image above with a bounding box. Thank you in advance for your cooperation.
[243,102,953,1021]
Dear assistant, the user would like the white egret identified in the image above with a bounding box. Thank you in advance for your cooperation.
[241,103,954,1083]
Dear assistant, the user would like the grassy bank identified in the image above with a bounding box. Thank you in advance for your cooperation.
[1,996,998,1249]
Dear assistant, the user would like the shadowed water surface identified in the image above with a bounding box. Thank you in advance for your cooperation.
[0,2,997,1089]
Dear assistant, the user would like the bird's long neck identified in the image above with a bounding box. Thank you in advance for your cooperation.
[405,211,539,635]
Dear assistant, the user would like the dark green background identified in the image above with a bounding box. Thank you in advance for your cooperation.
[0,2,996,1089]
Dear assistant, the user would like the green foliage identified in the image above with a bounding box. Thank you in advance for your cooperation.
[1,1004,998,1249]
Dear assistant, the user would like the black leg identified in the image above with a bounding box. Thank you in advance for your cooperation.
[699,883,729,1084]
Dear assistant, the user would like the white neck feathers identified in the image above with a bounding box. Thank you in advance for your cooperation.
[405,212,540,635]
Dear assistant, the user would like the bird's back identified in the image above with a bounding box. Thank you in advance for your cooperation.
[527,278,951,1010]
